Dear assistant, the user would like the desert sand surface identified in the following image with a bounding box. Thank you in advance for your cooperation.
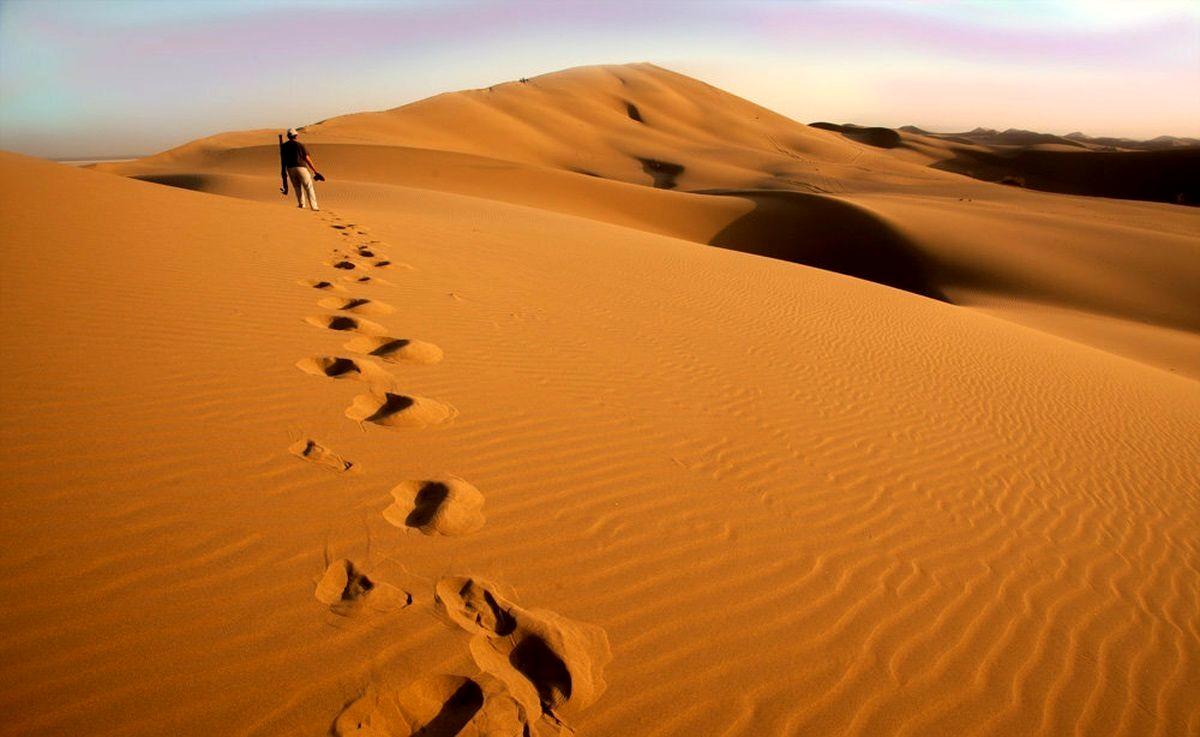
[2,63,1199,737]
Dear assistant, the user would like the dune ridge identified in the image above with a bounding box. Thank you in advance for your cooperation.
[2,61,1199,737]
[101,63,1200,378]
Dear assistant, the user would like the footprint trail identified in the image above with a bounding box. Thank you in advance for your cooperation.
[297,213,611,734]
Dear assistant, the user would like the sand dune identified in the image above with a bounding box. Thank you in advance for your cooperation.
[3,62,1200,737]
[819,121,1200,204]
[101,64,1200,377]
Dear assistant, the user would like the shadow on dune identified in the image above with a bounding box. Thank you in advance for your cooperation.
[129,170,282,202]
[126,148,949,302]
[809,122,903,149]
[637,157,684,189]
[131,157,947,303]
[132,173,214,191]
[705,190,948,302]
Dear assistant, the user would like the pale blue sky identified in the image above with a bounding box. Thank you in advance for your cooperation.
[1,0,1197,159]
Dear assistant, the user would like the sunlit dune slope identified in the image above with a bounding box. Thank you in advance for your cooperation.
[7,136,1200,737]
[108,63,950,193]
[101,63,1200,377]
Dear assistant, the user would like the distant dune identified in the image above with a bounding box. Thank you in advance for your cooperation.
[3,63,1199,737]
[818,122,1200,205]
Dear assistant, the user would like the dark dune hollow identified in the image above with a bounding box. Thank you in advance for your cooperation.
[132,173,212,191]
[810,122,903,149]
[637,157,684,189]
[706,190,947,301]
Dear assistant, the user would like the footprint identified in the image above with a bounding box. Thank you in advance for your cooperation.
[331,675,529,737]
[345,391,456,428]
[289,438,353,472]
[296,355,392,383]
[434,577,611,721]
[331,260,357,270]
[344,336,444,365]
[357,248,375,258]
[315,559,412,617]
[330,224,349,230]
[342,275,374,285]
[384,478,485,536]
[305,314,388,336]
[297,278,346,292]
[435,577,518,638]
[317,296,396,316]
[373,261,413,272]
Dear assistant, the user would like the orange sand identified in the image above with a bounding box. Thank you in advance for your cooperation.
[2,64,1198,737]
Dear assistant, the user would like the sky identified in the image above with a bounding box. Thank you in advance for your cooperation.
[1,0,1197,159]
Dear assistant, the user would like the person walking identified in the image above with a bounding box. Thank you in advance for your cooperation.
[279,128,322,211]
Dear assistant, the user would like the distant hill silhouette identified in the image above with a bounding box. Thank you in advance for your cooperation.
[816,123,1199,205]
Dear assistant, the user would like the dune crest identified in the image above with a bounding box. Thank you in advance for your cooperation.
[101,63,1200,376]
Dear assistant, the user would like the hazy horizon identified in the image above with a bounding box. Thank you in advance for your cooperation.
[2,0,1198,160]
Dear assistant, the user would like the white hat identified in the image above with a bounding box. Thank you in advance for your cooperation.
[286,128,299,138]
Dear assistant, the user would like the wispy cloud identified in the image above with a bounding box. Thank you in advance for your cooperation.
[1,0,1196,158]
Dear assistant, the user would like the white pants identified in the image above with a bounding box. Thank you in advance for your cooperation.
[287,166,319,210]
